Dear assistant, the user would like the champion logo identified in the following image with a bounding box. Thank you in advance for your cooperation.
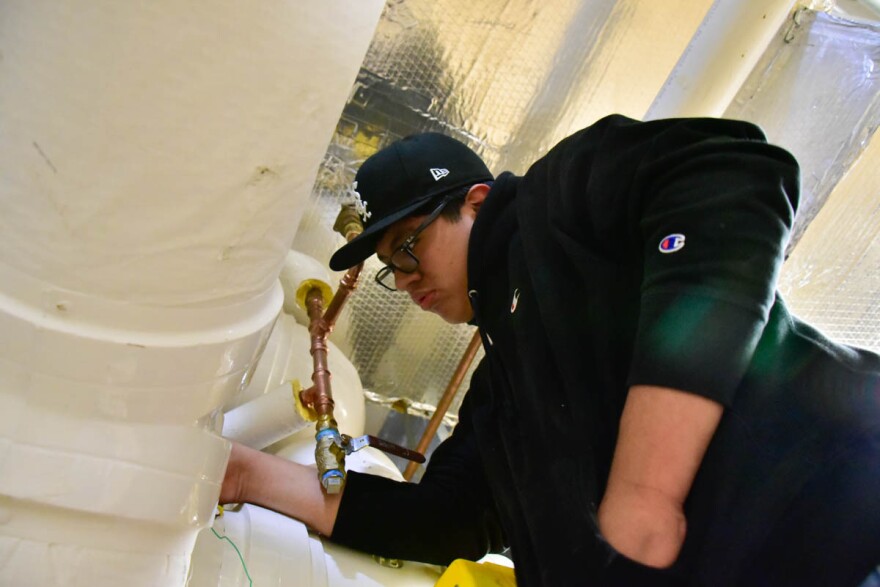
[510,288,520,313]
[430,168,450,181]
[659,233,686,254]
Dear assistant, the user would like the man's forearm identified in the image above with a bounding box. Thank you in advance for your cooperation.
[220,441,342,537]
[598,385,724,567]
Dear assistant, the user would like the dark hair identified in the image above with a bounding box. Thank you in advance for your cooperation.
[408,181,493,223]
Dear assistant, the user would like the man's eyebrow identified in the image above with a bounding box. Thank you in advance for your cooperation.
[376,231,404,264]
[388,231,409,252]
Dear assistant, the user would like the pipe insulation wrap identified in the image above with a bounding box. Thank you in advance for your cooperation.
[0,1,385,586]
[222,382,313,450]
[280,250,334,325]
[0,0,383,308]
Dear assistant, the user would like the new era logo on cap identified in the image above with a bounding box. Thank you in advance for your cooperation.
[430,168,450,181]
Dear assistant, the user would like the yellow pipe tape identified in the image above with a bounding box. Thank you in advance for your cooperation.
[434,559,517,587]
[295,279,333,312]
[292,379,318,422]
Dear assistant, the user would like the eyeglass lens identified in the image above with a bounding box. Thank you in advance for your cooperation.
[374,197,451,291]
[375,248,416,290]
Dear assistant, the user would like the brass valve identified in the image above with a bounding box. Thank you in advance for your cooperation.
[315,415,346,494]
[333,204,364,241]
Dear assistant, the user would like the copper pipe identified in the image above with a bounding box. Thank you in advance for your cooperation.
[301,204,366,494]
[322,261,362,329]
[403,330,483,481]
[304,288,334,417]
[304,286,347,493]
[301,263,362,414]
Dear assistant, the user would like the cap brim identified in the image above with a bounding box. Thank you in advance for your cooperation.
[328,194,434,271]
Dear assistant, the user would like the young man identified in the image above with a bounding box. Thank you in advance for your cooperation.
[221,116,880,586]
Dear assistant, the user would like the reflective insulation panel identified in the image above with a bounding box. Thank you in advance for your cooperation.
[725,10,880,251]
[725,10,880,351]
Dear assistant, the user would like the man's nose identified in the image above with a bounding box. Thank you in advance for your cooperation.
[394,268,419,291]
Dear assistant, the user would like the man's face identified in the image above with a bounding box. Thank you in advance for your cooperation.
[375,186,487,324]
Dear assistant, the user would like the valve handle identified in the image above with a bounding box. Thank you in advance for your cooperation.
[340,434,426,464]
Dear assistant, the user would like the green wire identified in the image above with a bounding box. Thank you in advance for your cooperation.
[211,527,254,587]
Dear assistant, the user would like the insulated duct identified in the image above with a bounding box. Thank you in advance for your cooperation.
[0,2,384,586]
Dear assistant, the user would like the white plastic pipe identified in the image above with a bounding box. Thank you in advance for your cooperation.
[0,1,383,586]
[644,0,798,119]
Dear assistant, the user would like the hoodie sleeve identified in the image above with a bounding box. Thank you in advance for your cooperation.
[538,115,800,406]
[330,362,506,565]
[622,118,799,405]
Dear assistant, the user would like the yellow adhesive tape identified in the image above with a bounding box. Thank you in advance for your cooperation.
[434,559,517,587]
[295,279,333,311]
[292,379,318,422]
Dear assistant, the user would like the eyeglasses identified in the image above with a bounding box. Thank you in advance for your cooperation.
[375,197,451,291]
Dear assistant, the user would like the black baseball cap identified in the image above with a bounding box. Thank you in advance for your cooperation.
[328,132,493,271]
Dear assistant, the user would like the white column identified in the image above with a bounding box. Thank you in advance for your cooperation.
[0,1,384,585]
[644,0,797,119]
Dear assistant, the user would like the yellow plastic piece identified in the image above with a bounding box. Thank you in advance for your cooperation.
[434,560,517,587]
[295,279,333,311]
[292,379,318,422]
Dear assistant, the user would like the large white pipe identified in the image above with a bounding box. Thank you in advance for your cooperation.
[0,1,383,586]
[644,0,797,119]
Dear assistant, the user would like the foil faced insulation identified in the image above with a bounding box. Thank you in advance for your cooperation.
[726,10,880,251]
[726,10,880,352]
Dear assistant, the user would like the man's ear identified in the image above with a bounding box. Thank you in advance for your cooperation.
[464,183,491,215]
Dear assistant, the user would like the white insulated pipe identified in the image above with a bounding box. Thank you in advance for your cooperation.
[222,382,313,451]
[280,250,334,325]
[0,2,383,586]
[644,0,798,120]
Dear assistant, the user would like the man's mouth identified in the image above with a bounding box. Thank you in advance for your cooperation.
[415,291,435,310]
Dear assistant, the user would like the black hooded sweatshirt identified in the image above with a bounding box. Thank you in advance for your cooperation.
[331,115,880,586]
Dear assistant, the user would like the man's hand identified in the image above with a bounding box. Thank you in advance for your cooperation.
[598,385,723,568]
